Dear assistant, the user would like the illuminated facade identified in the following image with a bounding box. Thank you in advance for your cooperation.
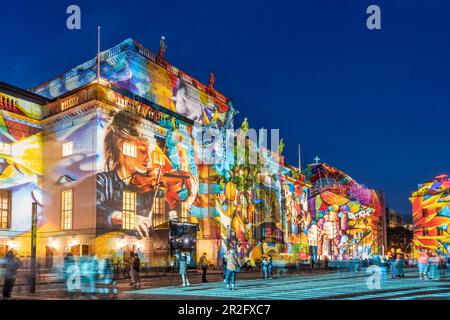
[0,38,384,268]
[302,163,385,258]
[410,174,450,256]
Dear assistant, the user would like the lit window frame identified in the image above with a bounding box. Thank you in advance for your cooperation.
[152,192,166,227]
[0,142,12,156]
[122,142,137,158]
[0,190,11,229]
[61,189,73,230]
[122,190,136,230]
[62,141,74,157]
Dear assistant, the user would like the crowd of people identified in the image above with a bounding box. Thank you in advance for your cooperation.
[416,249,449,280]
[2,247,450,298]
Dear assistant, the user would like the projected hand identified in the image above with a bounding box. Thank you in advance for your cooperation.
[185,174,199,208]
[135,215,153,237]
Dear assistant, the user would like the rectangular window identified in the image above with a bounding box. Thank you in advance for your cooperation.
[62,141,74,157]
[122,142,137,158]
[122,191,136,230]
[0,142,11,156]
[437,228,444,236]
[180,202,189,222]
[152,193,166,227]
[422,209,427,217]
[0,190,11,229]
[61,190,73,230]
[422,228,429,236]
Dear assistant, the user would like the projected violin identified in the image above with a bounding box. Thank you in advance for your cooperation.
[130,169,192,194]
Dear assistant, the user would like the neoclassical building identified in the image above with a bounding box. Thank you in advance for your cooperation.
[0,38,384,268]
[0,39,310,267]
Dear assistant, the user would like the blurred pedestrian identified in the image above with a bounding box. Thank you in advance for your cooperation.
[176,250,190,287]
[267,255,273,279]
[395,253,405,278]
[388,254,396,278]
[1,250,21,299]
[418,250,429,280]
[261,256,268,279]
[429,252,440,281]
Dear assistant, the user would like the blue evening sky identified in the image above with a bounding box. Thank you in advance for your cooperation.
[1,0,449,216]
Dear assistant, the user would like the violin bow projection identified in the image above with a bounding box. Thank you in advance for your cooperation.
[147,132,171,224]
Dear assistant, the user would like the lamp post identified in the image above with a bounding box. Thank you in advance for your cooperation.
[30,202,37,293]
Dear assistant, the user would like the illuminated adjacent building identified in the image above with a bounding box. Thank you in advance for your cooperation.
[410,174,450,255]
[0,38,385,267]
[302,163,385,258]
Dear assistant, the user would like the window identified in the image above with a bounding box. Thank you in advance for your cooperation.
[0,190,11,229]
[422,209,427,217]
[437,228,444,236]
[122,142,137,158]
[422,228,429,236]
[0,142,11,155]
[62,141,73,157]
[61,190,73,230]
[122,191,136,230]
[180,202,189,222]
[152,192,166,227]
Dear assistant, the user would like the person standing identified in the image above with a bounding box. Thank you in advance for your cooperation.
[267,256,273,279]
[225,248,239,290]
[1,250,21,299]
[388,253,396,278]
[128,252,140,288]
[199,253,209,283]
[132,252,141,288]
[395,253,405,278]
[176,250,190,287]
[418,250,429,280]
[261,256,268,279]
[429,252,440,281]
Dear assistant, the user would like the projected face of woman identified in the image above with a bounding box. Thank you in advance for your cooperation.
[118,136,150,179]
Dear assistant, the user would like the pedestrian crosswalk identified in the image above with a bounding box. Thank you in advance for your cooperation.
[126,269,450,300]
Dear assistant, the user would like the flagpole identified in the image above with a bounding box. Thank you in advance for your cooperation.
[97,26,101,83]
[298,144,302,173]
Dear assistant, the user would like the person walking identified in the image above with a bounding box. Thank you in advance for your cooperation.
[224,248,239,290]
[1,250,21,299]
[429,252,440,281]
[199,252,209,283]
[395,253,405,278]
[418,250,429,280]
[176,250,190,287]
[267,255,273,279]
[388,254,396,278]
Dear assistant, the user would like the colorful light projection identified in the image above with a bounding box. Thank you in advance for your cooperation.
[303,163,383,258]
[32,39,235,128]
[410,175,450,253]
[96,110,199,233]
[0,94,43,231]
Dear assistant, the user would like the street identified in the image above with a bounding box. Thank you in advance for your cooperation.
[8,268,450,300]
